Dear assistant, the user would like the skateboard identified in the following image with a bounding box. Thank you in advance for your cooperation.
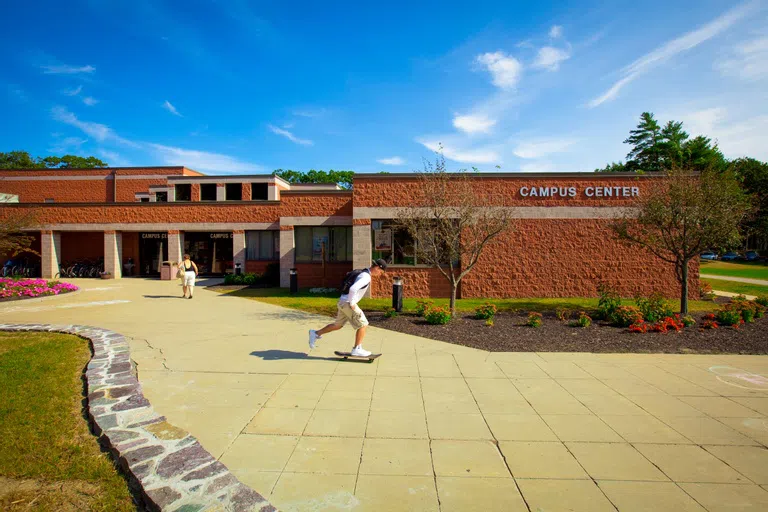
[334,351,382,363]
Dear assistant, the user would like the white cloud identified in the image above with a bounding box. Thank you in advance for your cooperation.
[513,138,576,159]
[452,113,497,135]
[588,2,755,107]
[377,157,405,165]
[82,96,99,106]
[475,51,523,89]
[97,150,132,167]
[292,108,327,118]
[63,85,82,96]
[520,161,557,173]
[680,107,728,136]
[50,136,88,153]
[533,46,570,71]
[419,139,500,164]
[267,124,313,146]
[549,25,563,39]
[163,100,183,117]
[51,106,137,147]
[42,64,95,74]
[678,107,768,161]
[150,144,264,174]
[716,36,768,80]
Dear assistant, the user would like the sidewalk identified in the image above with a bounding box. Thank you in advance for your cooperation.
[701,274,768,286]
[2,278,768,511]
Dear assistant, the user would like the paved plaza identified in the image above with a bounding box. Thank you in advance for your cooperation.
[2,279,768,511]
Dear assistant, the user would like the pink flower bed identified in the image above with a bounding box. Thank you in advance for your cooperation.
[0,278,79,300]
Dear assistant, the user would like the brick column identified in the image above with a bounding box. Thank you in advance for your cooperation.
[242,183,252,201]
[40,230,61,279]
[279,225,294,288]
[191,183,201,202]
[353,219,373,297]
[104,231,123,278]
[216,184,226,201]
[233,230,246,273]
[268,183,279,201]
[168,230,183,265]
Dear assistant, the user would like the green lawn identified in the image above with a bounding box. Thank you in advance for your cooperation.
[702,278,768,298]
[220,287,715,316]
[700,260,768,280]
[0,332,136,511]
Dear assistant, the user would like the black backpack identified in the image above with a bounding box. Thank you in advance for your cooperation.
[341,268,370,294]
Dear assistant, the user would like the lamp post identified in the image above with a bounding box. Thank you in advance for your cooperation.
[289,268,298,294]
[392,276,403,312]
[235,262,242,276]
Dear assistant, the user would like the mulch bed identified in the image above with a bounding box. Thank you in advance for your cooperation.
[367,309,768,354]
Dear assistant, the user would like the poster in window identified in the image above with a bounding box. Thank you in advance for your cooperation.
[312,234,329,258]
[374,228,392,251]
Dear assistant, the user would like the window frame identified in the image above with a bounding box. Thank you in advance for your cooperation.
[245,231,280,261]
[294,226,353,263]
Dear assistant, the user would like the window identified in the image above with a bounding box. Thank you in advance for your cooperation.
[371,220,456,266]
[251,183,269,201]
[225,183,242,201]
[175,184,191,201]
[246,231,279,260]
[155,192,168,202]
[295,226,353,262]
[139,197,149,203]
[201,183,217,201]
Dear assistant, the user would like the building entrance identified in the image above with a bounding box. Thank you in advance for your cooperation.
[139,233,169,276]
[183,232,233,275]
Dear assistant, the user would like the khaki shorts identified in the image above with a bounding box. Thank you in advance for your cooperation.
[334,302,369,330]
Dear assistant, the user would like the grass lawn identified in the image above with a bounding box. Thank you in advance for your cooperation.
[702,278,768,298]
[700,260,768,280]
[0,332,135,511]
[221,287,715,316]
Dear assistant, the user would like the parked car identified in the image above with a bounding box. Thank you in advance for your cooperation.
[744,251,761,261]
[720,251,741,261]
[700,251,718,261]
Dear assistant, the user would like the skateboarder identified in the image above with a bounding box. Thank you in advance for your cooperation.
[308,259,388,357]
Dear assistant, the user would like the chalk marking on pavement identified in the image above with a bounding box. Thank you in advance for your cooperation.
[0,300,131,314]
[709,365,768,391]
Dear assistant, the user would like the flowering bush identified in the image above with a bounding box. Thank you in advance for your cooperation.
[714,306,742,327]
[635,293,675,323]
[555,308,571,322]
[425,306,451,325]
[383,307,398,319]
[485,318,494,327]
[756,296,768,308]
[526,312,543,328]
[611,306,644,327]
[0,278,78,300]
[415,300,434,317]
[699,281,715,301]
[647,316,684,333]
[703,313,716,321]
[702,319,718,329]
[596,284,621,320]
[474,302,497,320]
[628,321,647,333]
[681,315,696,327]
[570,312,592,328]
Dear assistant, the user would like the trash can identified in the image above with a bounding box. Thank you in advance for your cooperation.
[160,262,179,281]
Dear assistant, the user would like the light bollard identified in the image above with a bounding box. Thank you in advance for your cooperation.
[392,276,403,312]
[289,268,298,294]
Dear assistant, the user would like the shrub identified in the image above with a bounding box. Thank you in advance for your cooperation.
[755,296,768,307]
[681,315,696,327]
[596,284,621,320]
[702,319,718,329]
[703,313,716,321]
[425,306,451,325]
[415,300,434,317]
[526,312,543,328]
[384,307,398,319]
[474,302,497,320]
[611,306,644,327]
[555,308,571,322]
[485,318,494,327]
[724,296,763,323]
[243,273,259,286]
[570,312,592,328]
[635,293,675,323]
[699,281,715,301]
[715,306,742,327]
[629,321,647,333]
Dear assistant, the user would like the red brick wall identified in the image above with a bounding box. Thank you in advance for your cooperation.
[294,262,352,288]
[60,232,103,263]
[353,175,655,207]
[244,260,276,273]
[116,178,171,202]
[370,267,453,298]
[280,192,353,217]
[191,183,201,202]
[242,183,252,201]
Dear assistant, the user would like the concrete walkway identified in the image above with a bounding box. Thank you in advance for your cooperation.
[701,274,768,286]
[2,279,768,511]
[712,290,758,300]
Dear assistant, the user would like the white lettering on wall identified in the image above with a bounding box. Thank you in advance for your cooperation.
[519,185,639,199]
[520,187,529,197]
[585,187,594,197]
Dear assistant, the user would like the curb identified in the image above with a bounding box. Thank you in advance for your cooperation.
[0,323,277,512]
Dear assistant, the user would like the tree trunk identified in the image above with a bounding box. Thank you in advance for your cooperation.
[450,285,457,318]
[680,259,689,315]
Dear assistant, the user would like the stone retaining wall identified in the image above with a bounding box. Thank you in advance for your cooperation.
[0,323,277,512]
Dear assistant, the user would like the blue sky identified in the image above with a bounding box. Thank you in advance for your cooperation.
[2,0,767,175]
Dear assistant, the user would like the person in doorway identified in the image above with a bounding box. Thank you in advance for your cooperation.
[308,259,387,357]
[179,253,198,299]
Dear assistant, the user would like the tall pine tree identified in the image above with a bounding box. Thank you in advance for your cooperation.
[623,112,663,173]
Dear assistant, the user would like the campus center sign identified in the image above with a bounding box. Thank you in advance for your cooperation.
[519,186,640,198]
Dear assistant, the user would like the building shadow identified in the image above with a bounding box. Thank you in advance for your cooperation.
[250,349,337,361]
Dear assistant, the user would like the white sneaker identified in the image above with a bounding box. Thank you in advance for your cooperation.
[308,330,320,349]
[350,346,372,357]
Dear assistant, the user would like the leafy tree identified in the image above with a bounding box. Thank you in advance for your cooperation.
[595,161,628,173]
[0,151,108,169]
[611,167,751,314]
[0,208,38,260]
[395,152,514,317]
[659,121,688,168]
[272,169,354,189]
[729,157,768,248]
[623,112,663,173]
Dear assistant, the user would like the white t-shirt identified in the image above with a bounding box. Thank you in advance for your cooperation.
[339,270,371,306]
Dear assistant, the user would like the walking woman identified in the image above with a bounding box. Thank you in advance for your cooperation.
[179,253,198,299]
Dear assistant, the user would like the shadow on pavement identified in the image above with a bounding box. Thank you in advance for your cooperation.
[250,349,337,361]
[143,295,186,299]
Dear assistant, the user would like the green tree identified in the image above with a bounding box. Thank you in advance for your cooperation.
[659,121,689,168]
[611,167,751,314]
[729,157,768,248]
[684,136,727,172]
[594,161,628,173]
[272,169,354,189]
[0,151,108,169]
[623,112,663,173]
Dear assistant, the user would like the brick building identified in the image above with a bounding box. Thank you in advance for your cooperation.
[0,166,697,299]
